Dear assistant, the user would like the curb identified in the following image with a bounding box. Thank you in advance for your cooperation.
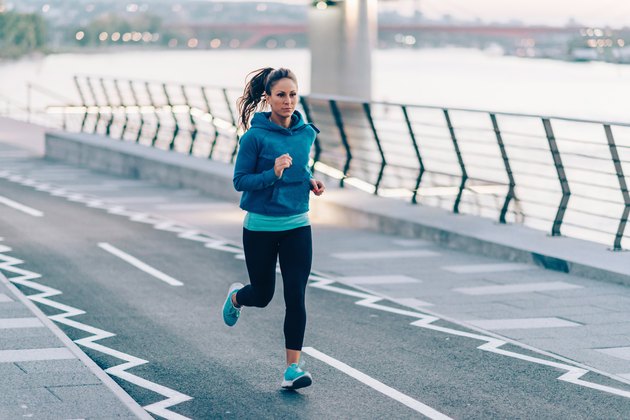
[0,270,152,420]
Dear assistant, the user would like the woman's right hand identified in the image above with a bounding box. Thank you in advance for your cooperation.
[274,153,292,178]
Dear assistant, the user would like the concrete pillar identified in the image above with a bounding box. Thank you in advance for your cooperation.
[308,0,377,101]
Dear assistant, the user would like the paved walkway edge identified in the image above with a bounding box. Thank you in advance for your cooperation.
[0,271,151,420]
[45,131,630,287]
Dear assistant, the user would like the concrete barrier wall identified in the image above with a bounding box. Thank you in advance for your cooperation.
[45,131,630,287]
[45,132,239,202]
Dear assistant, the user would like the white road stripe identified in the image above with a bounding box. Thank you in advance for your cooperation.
[0,195,43,217]
[0,150,32,158]
[0,317,44,329]
[101,196,169,204]
[337,275,422,285]
[392,239,431,247]
[442,263,535,274]
[0,348,75,363]
[394,297,434,307]
[331,250,439,260]
[155,203,225,211]
[302,347,452,420]
[453,281,582,295]
[596,347,630,361]
[465,317,581,330]
[97,243,183,286]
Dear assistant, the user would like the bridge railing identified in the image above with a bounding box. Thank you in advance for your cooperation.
[43,75,630,251]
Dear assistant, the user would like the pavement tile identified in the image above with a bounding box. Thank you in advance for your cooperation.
[4,369,102,389]
[46,384,138,417]
[0,326,57,339]
[16,358,90,374]
[0,302,35,318]
[0,334,66,351]
[0,387,60,405]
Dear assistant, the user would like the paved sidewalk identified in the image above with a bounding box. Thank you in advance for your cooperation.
[0,270,147,419]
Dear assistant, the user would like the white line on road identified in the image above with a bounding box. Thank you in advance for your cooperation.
[331,250,440,260]
[97,243,183,286]
[0,195,43,217]
[465,317,581,330]
[302,347,453,420]
[453,281,582,295]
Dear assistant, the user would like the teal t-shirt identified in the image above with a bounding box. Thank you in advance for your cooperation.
[244,211,310,232]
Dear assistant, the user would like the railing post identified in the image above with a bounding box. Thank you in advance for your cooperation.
[201,86,220,159]
[86,77,101,134]
[113,79,129,140]
[300,96,321,171]
[163,83,179,151]
[490,113,516,224]
[181,85,198,155]
[363,102,386,195]
[604,124,630,251]
[73,76,89,133]
[542,118,571,237]
[329,100,352,188]
[443,109,468,214]
[401,105,424,204]
[99,78,114,137]
[129,81,144,143]
[222,88,239,163]
[145,82,161,147]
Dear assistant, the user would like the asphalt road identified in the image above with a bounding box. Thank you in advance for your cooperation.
[2,177,630,419]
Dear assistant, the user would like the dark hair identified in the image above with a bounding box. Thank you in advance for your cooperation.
[237,67,298,130]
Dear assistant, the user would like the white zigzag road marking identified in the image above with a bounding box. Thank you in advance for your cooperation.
[3,166,630,404]
[309,277,630,400]
[0,238,193,420]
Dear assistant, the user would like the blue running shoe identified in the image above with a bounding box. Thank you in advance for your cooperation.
[281,362,312,390]
[222,282,243,327]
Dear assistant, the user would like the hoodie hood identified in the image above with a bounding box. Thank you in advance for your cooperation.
[250,110,319,135]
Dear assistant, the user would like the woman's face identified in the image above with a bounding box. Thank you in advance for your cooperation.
[267,78,298,119]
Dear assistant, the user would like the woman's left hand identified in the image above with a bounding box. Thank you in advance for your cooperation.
[310,179,325,196]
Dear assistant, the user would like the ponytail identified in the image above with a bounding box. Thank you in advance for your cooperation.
[237,67,298,130]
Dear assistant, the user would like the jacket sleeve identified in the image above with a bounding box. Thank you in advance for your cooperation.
[233,132,279,192]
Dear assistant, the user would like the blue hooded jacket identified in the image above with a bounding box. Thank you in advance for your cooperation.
[233,110,320,216]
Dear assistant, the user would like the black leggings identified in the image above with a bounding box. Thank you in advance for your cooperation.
[235,225,312,350]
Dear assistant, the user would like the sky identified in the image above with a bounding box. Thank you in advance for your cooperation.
[277,0,630,28]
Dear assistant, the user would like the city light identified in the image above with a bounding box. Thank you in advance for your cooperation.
[126,3,139,13]
[99,32,108,42]
[122,32,132,42]
[142,32,152,42]
[210,38,221,48]
[187,38,199,48]
[42,4,50,13]
[132,32,142,42]
[111,32,121,42]
[316,1,328,10]
[75,31,85,41]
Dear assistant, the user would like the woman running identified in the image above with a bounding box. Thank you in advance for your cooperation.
[222,67,325,390]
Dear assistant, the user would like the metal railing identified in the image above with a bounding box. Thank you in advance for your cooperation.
[31,75,630,251]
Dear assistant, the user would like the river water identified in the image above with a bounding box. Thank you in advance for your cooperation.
[1,47,630,122]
